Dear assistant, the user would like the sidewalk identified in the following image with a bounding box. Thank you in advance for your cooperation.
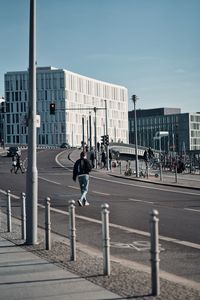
[0,224,122,300]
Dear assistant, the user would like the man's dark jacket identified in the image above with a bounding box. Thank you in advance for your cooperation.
[73,158,92,181]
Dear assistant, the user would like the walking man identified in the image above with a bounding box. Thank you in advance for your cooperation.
[73,151,92,207]
[10,155,17,173]
[15,154,24,174]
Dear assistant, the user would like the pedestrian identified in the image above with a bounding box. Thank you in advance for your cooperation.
[15,154,24,174]
[101,149,106,168]
[1,139,5,148]
[109,149,112,170]
[90,147,95,168]
[10,155,17,173]
[73,151,92,207]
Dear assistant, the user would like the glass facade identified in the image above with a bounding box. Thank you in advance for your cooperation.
[129,108,200,154]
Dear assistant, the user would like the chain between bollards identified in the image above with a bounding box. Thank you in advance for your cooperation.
[45,197,51,250]
[21,192,26,240]
[101,203,110,276]
[68,200,76,261]
[7,190,12,232]
[150,209,160,296]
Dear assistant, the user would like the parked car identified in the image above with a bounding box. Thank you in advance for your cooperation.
[60,143,71,149]
[7,146,21,157]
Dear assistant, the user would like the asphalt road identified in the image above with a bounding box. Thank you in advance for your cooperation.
[0,148,200,285]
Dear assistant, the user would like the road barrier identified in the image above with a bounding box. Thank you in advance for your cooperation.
[45,197,51,250]
[7,190,12,232]
[21,192,26,240]
[68,200,76,261]
[150,209,160,296]
[101,203,111,276]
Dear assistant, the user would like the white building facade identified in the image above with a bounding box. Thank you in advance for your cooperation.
[4,66,128,147]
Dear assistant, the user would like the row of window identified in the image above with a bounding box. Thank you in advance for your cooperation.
[137,117,178,126]
[191,130,200,137]
[190,115,200,122]
[68,73,127,101]
[5,72,65,92]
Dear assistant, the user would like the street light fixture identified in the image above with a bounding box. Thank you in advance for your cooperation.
[132,95,139,177]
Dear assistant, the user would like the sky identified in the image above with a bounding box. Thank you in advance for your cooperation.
[0,0,199,112]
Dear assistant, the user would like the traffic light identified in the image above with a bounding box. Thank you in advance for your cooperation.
[101,135,105,144]
[50,103,55,115]
[105,134,109,146]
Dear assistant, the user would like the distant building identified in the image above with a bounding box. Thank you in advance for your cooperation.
[129,107,200,154]
[4,66,128,147]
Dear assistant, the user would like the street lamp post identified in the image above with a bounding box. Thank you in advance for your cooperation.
[26,0,38,245]
[132,95,139,177]
[94,107,98,168]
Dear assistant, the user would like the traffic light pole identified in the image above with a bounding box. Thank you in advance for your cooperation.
[104,100,109,171]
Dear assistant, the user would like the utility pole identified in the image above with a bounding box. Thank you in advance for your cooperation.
[132,95,139,177]
[94,107,98,168]
[26,0,38,245]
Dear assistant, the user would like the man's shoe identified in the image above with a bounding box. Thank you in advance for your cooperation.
[83,199,90,206]
[77,199,83,207]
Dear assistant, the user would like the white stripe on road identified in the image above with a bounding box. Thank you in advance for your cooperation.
[184,208,200,213]
[129,198,154,204]
[92,191,110,196]
[39,176,61,185]
[68,185,80,190]
[0,189,19,199]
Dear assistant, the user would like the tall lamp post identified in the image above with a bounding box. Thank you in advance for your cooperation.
[132,95,139,177]
[26,0,38,245]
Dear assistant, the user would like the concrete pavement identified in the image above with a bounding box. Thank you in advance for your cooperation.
[0,236,121,300]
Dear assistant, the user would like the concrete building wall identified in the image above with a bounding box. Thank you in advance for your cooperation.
[4,66,128,147]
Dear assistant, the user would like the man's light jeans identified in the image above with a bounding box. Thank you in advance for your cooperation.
[78,174,89,203]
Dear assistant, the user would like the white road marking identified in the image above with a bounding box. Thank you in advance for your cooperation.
[39,176,61,185]
[92,191,110,196]
[68,185,80,190]
[0,189,19,199]
[110,241,165,252]
[184,208,200,213]
[129,198,154,204]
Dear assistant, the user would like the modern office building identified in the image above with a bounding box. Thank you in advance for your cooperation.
[4,66,128,147]
[129,108,200,154]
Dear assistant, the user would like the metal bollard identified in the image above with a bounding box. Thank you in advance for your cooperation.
[175,165,178,183]
[45,197,51,250]
[21,192,26,240]
[150,209,160,296]
[7,190,12,232]
[68,200,76,261]
[101,203,110,276]
[159,163,163,181]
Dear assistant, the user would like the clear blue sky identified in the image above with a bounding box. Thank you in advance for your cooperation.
[0,0,199,112]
